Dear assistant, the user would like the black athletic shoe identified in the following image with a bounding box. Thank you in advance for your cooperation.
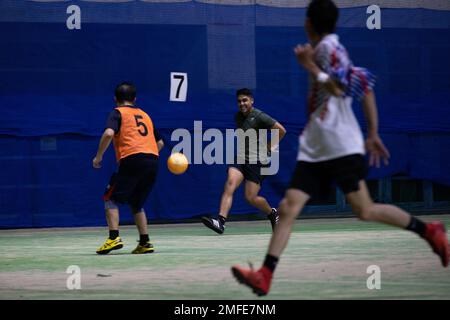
[201,216,225,234]
[268,208,279,232]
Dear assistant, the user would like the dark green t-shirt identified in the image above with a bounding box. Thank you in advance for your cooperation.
[235,107,276,131]
[234,107,277,163]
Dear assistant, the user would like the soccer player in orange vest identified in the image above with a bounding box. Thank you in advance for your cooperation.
[93,82,164,254]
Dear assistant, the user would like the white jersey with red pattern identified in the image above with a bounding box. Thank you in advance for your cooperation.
[298,34,375,162]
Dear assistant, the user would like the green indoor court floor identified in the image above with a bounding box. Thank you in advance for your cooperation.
[1,215,449,300]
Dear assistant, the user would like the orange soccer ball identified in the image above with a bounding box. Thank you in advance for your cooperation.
[167,152,189,175]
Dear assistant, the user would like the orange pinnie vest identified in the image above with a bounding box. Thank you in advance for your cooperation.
[113,106,159,161]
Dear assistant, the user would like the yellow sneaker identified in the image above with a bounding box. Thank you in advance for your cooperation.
[132,242,155,254]
[96,237,124,255]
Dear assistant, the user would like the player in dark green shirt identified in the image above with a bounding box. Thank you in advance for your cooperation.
[202,88,286,234]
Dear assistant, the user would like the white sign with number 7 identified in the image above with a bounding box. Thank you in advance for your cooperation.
[170,72,188,102]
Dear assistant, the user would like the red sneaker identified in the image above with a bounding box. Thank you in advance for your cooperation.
[231,264,272,296]
[423,222,449,267]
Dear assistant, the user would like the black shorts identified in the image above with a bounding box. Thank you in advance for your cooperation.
[229,162,269,185]
[289,154,368,198]
[103,153,159,212]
